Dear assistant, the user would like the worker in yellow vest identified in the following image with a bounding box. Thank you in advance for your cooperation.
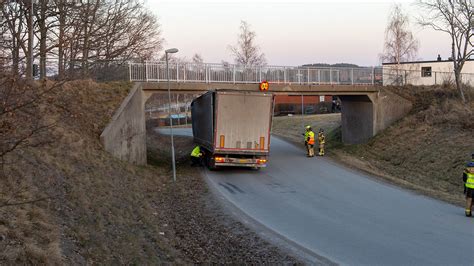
[318,128,325,156]
[304,126,315,157]
[190,145,204,167]
[463,152,474,217]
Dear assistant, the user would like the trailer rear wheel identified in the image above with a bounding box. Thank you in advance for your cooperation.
[205,154,217,171]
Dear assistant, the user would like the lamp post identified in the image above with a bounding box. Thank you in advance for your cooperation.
[165,48,179,182]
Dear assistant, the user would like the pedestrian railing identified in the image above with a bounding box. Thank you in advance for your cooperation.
[129,61,382,85]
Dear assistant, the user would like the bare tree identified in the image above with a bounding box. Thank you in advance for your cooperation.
[418,0,473,103]
[192,53,204,64]
[229,20,266,67]
[0,76,59,169]
[1,1,28,75]
[1,0,163,79]
[381,4,419,85]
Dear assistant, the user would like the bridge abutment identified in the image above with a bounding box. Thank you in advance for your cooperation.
[100,83,147,165]
[339,95,374,144]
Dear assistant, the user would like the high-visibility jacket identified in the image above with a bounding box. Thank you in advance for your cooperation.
[191,146,202,157]
[305,131,315,145]
[318,133,325,144]
[465,161,474,189]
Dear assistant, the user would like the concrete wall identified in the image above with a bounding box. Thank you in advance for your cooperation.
[339,89,412,144]
[100,83,147,165]
[370,89,412,134]
[339,95,374,144]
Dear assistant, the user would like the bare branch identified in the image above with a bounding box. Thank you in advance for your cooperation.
[229,20,266,67]
[417,0,472,103]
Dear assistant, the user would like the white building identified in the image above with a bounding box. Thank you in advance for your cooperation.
[382,58,474,86]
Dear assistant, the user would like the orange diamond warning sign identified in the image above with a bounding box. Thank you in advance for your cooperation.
[259,80,269,91]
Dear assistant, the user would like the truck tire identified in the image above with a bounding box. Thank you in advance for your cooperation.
[205,154,217,171]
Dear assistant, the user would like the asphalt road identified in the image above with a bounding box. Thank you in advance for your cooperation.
[158,128,474,265]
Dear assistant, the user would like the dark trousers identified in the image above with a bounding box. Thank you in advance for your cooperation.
[191,156,203,166]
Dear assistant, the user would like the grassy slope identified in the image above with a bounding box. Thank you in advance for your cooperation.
[1,80,176,264]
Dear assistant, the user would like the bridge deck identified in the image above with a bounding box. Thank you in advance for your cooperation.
[141,82,380,95]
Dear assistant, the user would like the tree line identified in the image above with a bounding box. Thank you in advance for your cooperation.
[1,0,162,79]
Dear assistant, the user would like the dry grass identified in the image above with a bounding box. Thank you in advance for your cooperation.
[1,80,177,264]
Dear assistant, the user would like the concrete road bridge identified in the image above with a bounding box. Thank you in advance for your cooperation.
[101,62,411,165]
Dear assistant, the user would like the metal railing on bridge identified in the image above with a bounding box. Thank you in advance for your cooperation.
[129,61,383,85]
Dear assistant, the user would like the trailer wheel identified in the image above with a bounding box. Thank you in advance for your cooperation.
[205,154,217,171]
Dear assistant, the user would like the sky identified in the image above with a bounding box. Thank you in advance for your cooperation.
[146,0,452,67]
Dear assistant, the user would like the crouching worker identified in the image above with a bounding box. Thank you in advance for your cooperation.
[190,145,204,167]
[463,152,474,217]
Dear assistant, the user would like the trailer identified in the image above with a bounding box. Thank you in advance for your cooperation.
[191,90,274,169]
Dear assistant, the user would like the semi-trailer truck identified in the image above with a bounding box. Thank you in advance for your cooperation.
[191,90,274,169]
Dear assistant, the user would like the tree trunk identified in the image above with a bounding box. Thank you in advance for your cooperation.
[454,70,466,103]
[57,1,65,79]
[11,36,19,75]
[26,1,33,79]
[38,1,47,79]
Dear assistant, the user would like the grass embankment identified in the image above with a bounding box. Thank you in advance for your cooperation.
[272,86,474,206]
[0,80,298,264]
[1,80,173,264]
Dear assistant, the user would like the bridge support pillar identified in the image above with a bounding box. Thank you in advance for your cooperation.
[339,95,374,144]
[339,89,412,144]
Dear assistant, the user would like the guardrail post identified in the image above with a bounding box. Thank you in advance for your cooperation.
[145,61,148,82]
[233,65,236,84]
[128,62,132,81]
[259,67,262,82]
[351,68,354,85]
[176,62,179,82]
[330,68,332,84]
[307,68,310,84]
[372,67,375,85]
